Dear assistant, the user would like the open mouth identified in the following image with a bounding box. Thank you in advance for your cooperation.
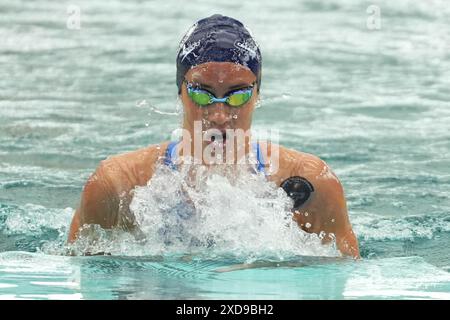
[210,132,227,143]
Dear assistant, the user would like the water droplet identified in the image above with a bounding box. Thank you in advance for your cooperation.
[145,123,149,127]
[305,223,311,228]
[136,100,147,108]
[331,219,335,223]
[304,212,309,217]
[281,93,292,100]
[232,114,238,119]
[368,252,377,259]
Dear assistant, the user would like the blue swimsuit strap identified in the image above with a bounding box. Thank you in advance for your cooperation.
[252,141,266,174]
[164,141,265,174]
[164,141,179,169]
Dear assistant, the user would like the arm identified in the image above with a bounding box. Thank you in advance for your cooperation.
[67,144,169,243]
[68,160,119,243]
[311,170,360,258]
[289,158,360,258]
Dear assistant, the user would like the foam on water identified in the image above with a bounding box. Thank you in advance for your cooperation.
[2,204,72,237]
[354,213,450,241]
[66,162,339,261]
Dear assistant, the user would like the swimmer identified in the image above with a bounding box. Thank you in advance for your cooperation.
[68,14,360,258]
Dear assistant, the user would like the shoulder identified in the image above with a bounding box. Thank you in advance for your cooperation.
[260,142,339,187]
[280,145,328,178]
[276,145,350,227]
[263,143,347,218]
[77,142,171,227]
[97,141,171,187]
[105,141,171,168]
[282,145,343,197]
[260,143,359,257]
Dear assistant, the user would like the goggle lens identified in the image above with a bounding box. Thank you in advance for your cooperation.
[188,90,212,106]
[227,91,252,107]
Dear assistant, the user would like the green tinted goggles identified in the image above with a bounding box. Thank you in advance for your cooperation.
[185,81,254,108]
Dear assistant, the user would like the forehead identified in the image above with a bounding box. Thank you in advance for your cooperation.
[185,61,256,85]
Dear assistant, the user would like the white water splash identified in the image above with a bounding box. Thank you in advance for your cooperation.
[2,204,73,236]
[69,163,339,261]
[353,213,450,241]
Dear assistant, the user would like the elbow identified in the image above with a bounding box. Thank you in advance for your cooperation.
[337,230,360,259]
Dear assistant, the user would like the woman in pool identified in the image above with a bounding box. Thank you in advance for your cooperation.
[68,14,360,258]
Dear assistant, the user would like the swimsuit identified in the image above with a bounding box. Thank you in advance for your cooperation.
[163,140,266,174]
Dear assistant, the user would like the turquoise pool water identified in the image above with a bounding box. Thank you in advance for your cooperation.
[1,0,450,299]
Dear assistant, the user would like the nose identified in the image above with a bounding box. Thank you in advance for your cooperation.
[206,103,232,127]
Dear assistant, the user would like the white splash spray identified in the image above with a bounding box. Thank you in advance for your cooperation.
[69,162,339,261]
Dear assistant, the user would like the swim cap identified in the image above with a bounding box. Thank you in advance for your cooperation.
[176,14,262,94]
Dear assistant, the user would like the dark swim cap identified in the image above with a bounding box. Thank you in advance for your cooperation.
[176,14,262,94]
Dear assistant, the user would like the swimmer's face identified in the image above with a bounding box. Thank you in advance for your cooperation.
[181,61,258,137]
